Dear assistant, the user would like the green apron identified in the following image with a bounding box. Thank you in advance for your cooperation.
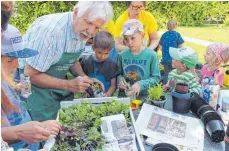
[27,52,80,122]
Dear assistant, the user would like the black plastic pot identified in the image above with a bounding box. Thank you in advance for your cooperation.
[152,96,166,108]
[205,120,225,143]
[189,92,225,143]
[118,88,127,97]
[227,123,229,136]
[226,124,229,151]
[152,143,179,151]
[172,91,191,114]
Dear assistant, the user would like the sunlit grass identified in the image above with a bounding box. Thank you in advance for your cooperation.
[161,25,229,44]
[157,42,206,64]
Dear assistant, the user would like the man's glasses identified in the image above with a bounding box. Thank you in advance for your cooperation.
[131,5,145,11]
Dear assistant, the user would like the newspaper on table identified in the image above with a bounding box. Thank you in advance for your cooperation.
[136,103,205,151]
[101,114,138,151]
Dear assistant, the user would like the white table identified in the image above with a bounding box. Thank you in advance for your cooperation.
[163,93,225,151]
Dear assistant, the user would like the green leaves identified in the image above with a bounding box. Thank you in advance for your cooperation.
[147,83,163,102]
[10,1,74,34]
[53,100,130,150]
[10,2,228,35]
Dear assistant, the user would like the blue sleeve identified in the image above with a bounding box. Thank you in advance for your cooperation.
[159,34,164,45]
[177,33,184,45]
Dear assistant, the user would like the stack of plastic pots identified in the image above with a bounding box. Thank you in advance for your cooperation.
[190,92,225,143]
[152,143,179,151]
[225,123,229,151]
[171,83,191,114]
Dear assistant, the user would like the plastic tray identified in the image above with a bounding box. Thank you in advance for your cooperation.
[43,97,145,151]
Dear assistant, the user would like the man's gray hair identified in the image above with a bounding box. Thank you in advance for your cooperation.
[74,1,113,25]
[93,31,113,50]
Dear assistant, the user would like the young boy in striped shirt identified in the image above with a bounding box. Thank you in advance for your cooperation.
[163,47,201,94]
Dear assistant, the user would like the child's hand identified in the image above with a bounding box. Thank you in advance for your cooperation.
[119,79,128,90]
[83,92,90,98]
[163,85,169,92]
[90,78,105,92]
[103,92,111,97]
[128,83,140,97]
[13,83,23,94]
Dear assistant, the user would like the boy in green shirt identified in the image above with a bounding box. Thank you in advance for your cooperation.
[163,47,201,94]
[118,19,161,99]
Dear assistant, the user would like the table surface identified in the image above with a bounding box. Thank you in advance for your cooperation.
[133,93,225,151]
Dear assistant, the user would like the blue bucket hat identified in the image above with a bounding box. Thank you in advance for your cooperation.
[1,24,38,58]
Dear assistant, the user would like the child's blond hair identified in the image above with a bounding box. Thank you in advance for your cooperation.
[167,19,177,31]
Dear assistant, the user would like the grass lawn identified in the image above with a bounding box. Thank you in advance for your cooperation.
[158,25,229,64]
[177,25,229,44]
[161,25,229,44]
[157,42,206,64]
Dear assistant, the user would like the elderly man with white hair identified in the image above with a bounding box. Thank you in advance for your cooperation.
[21,1,114,121]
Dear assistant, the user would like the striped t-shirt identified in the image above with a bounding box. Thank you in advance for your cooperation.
[22,12,86,72]
[168,69,201,94]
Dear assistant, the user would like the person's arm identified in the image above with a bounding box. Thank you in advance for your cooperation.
[70,61,87,77]
[177,32,184,48]
[104,78,116,97]
[117,54,126,89]
[2,121,51,144]
[190,68,201,83]
[148,32,160,50]
[187,74,201,94]
[115,37,129,52]
[146,12,159,51]
[213,67,224,87]
[137,52,161,91]
[24,64,92,93]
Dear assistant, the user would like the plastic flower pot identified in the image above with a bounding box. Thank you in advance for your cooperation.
[226,124,229,150]
[206,120,225,143]
[152,143,179,151]
[152,96,166,108]
[172,91,191,114]
[175,83,189,94]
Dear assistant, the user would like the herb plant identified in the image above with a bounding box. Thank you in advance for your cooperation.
[147,83,164,102]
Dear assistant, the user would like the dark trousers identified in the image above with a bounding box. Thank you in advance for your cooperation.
[162,62,173,85]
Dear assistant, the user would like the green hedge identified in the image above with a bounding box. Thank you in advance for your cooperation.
[10,1,229,34]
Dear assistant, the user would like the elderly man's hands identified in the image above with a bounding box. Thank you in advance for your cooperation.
[66,76,93,93]
[16,121,59,144]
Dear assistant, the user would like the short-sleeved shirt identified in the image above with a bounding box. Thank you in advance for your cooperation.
[159,31,184,63]
[79,54,119,92]
[22,12,86,72]
[1,81,40,151]
[115,10,158,46]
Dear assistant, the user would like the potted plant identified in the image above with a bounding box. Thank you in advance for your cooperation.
[172,83,191,114]
[86,82,103,98]
[147,83,166,108]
